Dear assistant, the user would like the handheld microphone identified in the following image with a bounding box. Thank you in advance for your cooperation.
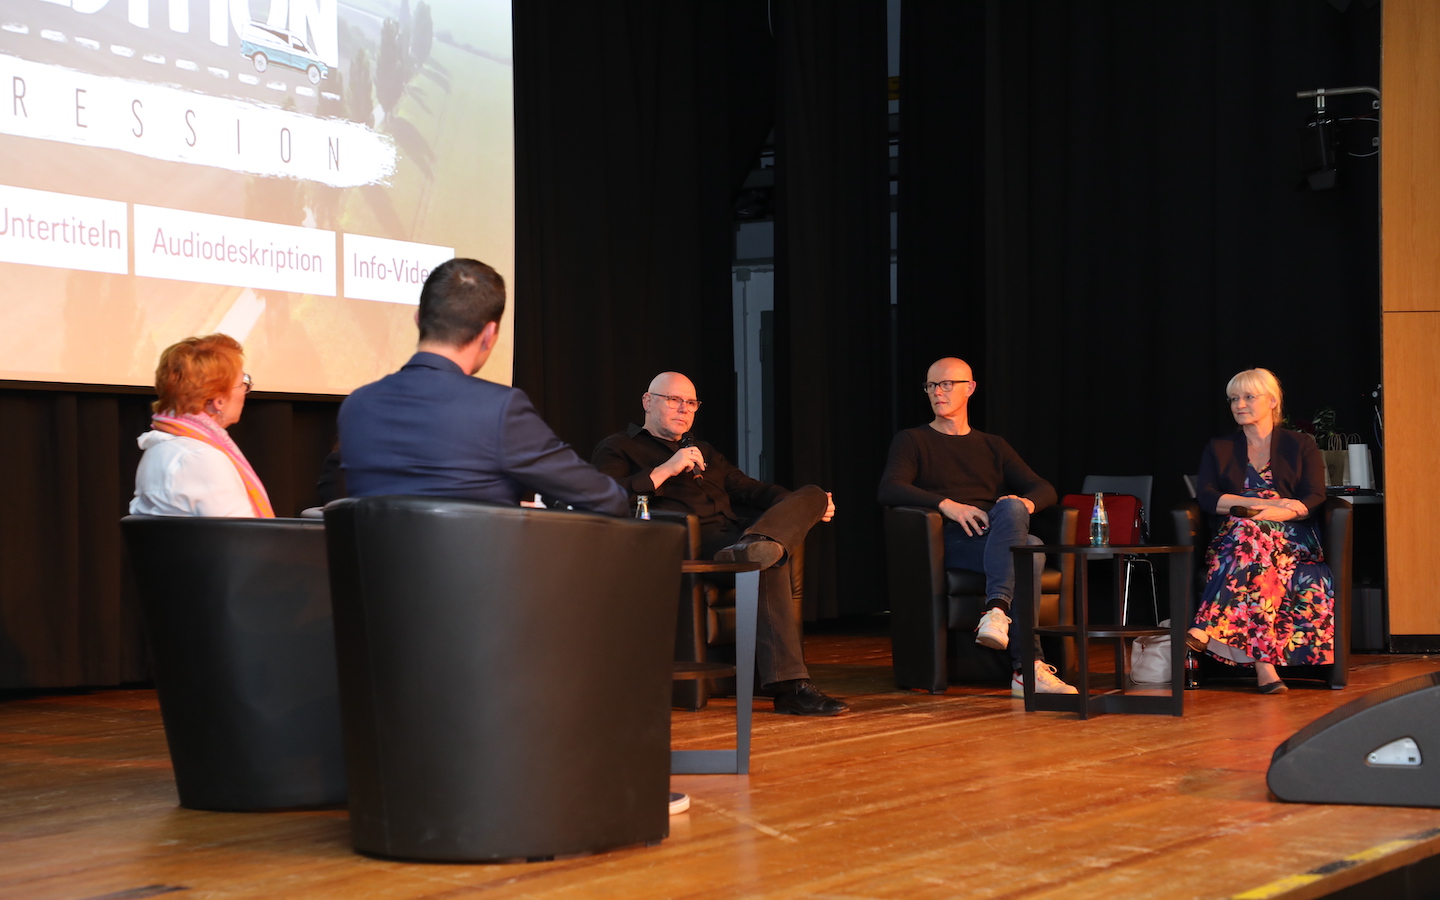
[679,433,703,480]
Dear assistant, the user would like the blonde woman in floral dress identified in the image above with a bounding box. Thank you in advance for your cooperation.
[1185,368,1334,694]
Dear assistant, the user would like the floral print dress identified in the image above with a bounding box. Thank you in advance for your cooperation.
[1194,463,1335,667]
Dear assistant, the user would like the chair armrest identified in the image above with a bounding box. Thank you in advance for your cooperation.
[1171,500,1202,548]
[1320,497,1353,688]
[884,506,948,693]
[1031,504,1076,545]
[648,510,701,559]
[1032,505,1078,628]
[646,511,706,685]
[1319,497,1353,586]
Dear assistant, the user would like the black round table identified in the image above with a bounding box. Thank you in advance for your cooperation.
[1013,543,1194,719]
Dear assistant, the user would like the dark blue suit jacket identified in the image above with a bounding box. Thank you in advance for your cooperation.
[1196,427,1327,525]
[338,352,629,516]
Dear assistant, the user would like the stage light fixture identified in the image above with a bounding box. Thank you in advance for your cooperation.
[1294,86,1380,191]
[1299,109,1340,191]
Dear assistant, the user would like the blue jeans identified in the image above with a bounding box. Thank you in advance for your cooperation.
[942,497,1046,668]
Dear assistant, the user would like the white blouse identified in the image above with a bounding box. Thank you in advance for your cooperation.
[130,431,255,517]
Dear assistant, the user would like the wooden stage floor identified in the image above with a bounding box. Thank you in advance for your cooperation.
[4,629,1440,900]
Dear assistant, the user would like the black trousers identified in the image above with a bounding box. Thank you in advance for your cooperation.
[699,485,828,686]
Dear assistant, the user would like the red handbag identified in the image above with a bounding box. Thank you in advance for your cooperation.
[1060,493,1144,545]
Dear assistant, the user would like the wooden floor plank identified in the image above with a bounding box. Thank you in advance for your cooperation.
[3,637,1440,899]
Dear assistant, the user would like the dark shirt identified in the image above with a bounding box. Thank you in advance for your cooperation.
[338,352,629,516]
[877,425,1057,512]
[591,424,788,532]
[1196,428,1326,524]
[316,449,345,505]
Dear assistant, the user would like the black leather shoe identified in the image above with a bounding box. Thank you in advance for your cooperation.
[714,537,785,569]
[772,680,849,716]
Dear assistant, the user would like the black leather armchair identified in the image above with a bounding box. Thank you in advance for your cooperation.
[120,515,346,811]
[658,510,804,710]
[323,495,685,862]
[884,505,1078,693]
[1171,496,1351,689]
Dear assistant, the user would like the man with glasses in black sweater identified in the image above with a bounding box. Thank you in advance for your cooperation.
[878,357,1077,697]
[592,371,848,717]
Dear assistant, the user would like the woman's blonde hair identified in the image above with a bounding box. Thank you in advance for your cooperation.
[1226,367,1283,425]
[153,334,244,414]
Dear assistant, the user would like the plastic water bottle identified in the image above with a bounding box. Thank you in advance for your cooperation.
[1089,492,1109,546]
[635,495,650,520]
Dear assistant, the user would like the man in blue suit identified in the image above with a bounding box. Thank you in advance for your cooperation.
[338,258,629,516]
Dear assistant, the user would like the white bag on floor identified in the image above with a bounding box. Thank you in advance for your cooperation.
[1129,619,1171,684]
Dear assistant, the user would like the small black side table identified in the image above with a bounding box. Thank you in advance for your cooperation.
[1014,544,1194,719]
[670,560,760,775]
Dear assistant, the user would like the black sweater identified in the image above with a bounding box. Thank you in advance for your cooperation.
[591,424,788,532]
[877,426,1056,512]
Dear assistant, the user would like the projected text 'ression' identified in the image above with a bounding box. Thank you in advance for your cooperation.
[4,55,395,186]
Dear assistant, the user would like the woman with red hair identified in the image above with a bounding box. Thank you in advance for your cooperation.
[129,334,274,518]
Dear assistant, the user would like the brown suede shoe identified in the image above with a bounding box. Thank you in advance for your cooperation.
[714,537,784,569]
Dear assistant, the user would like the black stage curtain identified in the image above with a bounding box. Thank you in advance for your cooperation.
[0,388,338,689]
[901,0,1381,528]
[515,2,893,618]
[897,1,988,431]
[774,1,893,617]
[512,1,776,458]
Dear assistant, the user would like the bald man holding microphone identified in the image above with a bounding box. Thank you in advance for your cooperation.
[592,372,848,717]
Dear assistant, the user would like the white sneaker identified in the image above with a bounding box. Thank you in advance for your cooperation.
[975,607,1011,650]
[1011,662,1079,697]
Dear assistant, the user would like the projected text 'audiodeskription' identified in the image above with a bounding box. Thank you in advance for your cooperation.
[134,204,335,294]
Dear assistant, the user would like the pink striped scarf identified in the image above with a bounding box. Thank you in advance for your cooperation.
[150,411,275,518]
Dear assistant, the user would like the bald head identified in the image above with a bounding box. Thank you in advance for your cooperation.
[927,357,972,383]
[648,371,695,396]
[642,371,700,441]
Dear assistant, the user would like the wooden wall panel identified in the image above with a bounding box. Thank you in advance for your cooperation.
[1382,0,1440,637]
[1383,313,1440,633]
[1381,2,1440,312]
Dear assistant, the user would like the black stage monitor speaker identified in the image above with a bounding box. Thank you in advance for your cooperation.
[1269,672,1440,807]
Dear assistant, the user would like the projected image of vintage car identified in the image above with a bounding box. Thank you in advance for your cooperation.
[240,23,330,84]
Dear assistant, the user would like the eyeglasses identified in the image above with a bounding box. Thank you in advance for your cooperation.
[650,392,701,412]
[922,380,973,394]
[241,373,253,394]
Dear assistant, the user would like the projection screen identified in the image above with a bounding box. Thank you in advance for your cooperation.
[0,0,514,394]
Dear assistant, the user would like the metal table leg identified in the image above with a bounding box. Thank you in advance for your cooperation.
[671,569,757,775]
